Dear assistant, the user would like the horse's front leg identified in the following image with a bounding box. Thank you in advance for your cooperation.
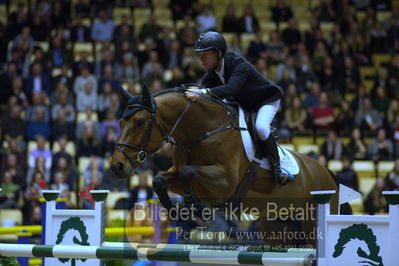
[152,166,179,211]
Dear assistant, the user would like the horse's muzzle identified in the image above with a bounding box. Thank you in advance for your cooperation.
[110,158,136,179]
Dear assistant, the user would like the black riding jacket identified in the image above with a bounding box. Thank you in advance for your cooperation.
[202,52,284,111]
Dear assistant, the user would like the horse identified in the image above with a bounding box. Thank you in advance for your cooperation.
[110,84,339,248]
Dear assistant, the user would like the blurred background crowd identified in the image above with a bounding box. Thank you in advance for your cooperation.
[0,0,398,227]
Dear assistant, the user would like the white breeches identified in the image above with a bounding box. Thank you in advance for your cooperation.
[255,99,280,141]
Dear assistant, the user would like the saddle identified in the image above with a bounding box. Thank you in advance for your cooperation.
[228,102,277,159]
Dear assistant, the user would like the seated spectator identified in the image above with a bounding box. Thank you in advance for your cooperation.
[74,0,90,18]
[372,86,391,120]
[26,107,51,140]
[98,64,118,94]
[2,140,26,169]
[129,173,154,207]
[335,156,359,191]
[51,81,73,105]
[76,82,98,112]
[50,171,70,197]
[70,16,91,42]
[314,0,336,22]
[285,97,307,134]
[102,126,117,157]
[387,98,399,126]
[0,171,20,209]
[316,56,338,92]
[345,128,368,160]
[177,15,198,48]
[31,171,47,192]
[46,35,72,68]
[143,62,164,86]
[371,68,390,96]
[13,26,34,52]
[98,82,115,119]
[52,136,73,172]
[28,135,52,170]
[1,153,26,189]
[228,34,242,56]
[51,92,75,122]
[138,13,163,44]
[197,5,216,32]
[22,186,41,225]
[354,98,383,133]
[321,130,344,160]
[51,156,77,189]
[164,40,182,69]
[73,65,97,95]
[76,117,101,140]
[96,48,119,78]
[100,110,120,138]
[10,76,28,108]
[240,4,259,33]
[30,15,49,41]
[311,92,335,129]
[281,18,302,49]
[247,31,267,62]
[0,62,18,105]
[275,56,296,83]
[142,50,162,79]
[25,62,52,98]
[25,92,50,122]
[83,157,104,186]
[118,53,140,84]
[334,101,354,136]
[50,0,69,29]
[52,109,75,141]
[2,105,26,146]
[114,14,134,42]
[368,128,394,161]
[77,123,102,157]
[364,177,388,215]
[386,159,399,190]
[72,51,95,76]
[91,9,115,42]
[351,85,368,113]
[266,31,284,64]
[271,0,293,23]
[222,5,241,33]
[339,56,361,94]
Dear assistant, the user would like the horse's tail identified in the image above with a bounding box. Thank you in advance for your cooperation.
[326,168,353,215]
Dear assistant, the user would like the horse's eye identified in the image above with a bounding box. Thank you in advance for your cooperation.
[136,119,145,127]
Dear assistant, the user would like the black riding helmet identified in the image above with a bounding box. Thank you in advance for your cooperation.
[194,31,227,55]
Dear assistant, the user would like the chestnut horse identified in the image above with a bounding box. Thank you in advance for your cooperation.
[111,84,338,247]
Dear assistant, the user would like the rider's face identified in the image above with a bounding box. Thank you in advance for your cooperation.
[197,50,219,70]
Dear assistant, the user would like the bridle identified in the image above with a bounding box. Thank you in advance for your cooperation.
[114,86,246,173]
[114,100,192,169]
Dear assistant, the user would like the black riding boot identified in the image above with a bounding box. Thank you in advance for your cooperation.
[261,135,291,187]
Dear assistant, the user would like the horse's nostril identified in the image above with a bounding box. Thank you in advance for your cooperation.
[117,162,124,171]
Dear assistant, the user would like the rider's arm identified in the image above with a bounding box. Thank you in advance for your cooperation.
[207,57,249,98]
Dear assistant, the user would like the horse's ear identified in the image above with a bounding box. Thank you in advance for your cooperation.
[142,82,153,109]
[113,82,133,103]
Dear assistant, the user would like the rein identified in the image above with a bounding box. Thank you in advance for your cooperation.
[114,85,247,167]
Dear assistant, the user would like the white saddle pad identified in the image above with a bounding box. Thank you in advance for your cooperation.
[238,107,299,176]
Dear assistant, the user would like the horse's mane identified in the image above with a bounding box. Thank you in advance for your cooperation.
[152,87,238,116]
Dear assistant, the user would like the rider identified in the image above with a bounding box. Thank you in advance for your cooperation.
[185,31,290,187]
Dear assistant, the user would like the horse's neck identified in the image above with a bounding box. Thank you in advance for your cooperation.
[156,93,228,144]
